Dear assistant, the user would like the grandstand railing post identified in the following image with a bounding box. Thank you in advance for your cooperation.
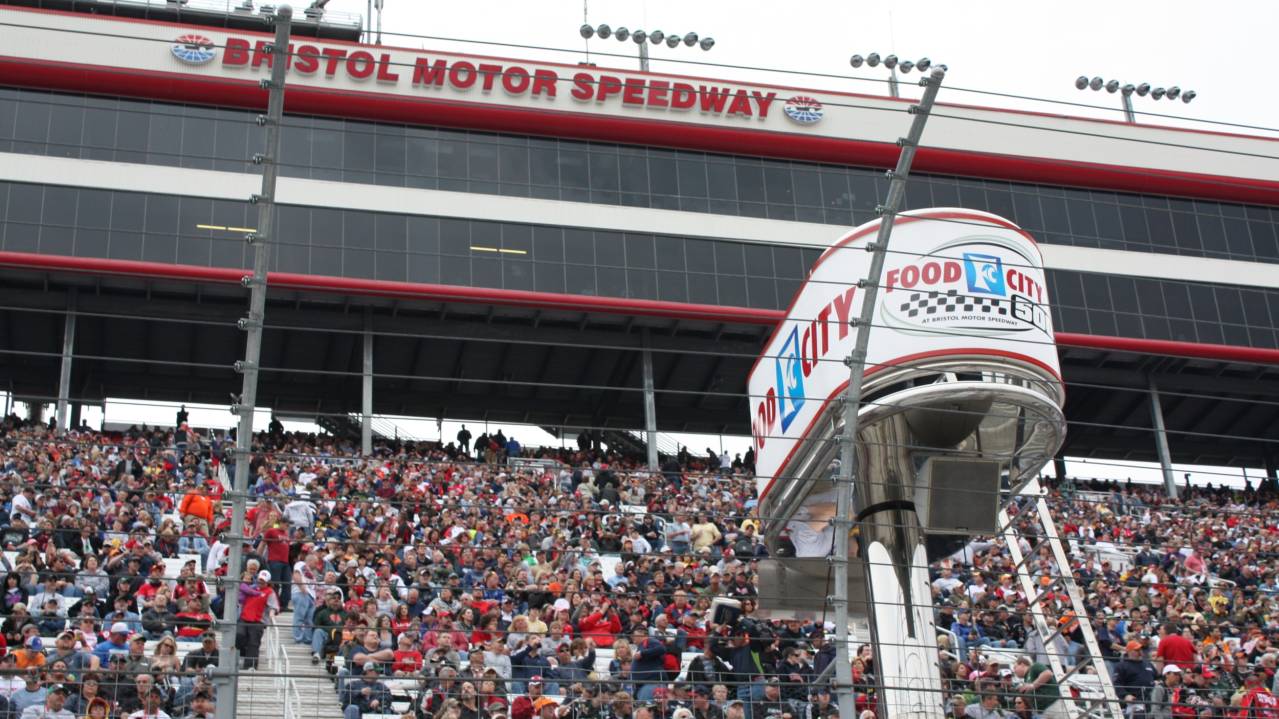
[216,7,292,719]
[642,329,659,470]
[362,307,374,456]
[833,67,946,719]
[55,287,76,435]
[1148,377,1178,499]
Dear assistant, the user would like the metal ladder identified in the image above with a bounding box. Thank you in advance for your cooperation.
[998,479,1124,719]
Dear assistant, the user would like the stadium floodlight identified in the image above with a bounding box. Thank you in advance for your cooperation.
[852,51,938,98]
[1076,75,1198,122]
[579,24,712,71]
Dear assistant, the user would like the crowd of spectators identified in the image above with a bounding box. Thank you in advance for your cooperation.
[1,410,1278,719]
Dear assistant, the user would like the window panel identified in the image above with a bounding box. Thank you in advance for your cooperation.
[624,233,656,269]
[657,270,688,304]
[714,242,745,276]
[534,262,566,294]
[594,231,624,268]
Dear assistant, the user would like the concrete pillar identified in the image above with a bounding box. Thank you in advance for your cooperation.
[1053,455,1068,482]
[641,331,658,471]
[69,403,82,430]
[56,291,76,434]
[1148,377,1177,500]
[362,309,374,456]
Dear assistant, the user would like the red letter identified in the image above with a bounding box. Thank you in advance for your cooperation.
[752,91,777,117]
[817,305,832,356]
[832,287,858,340]
[295,45,320,74]
[621,78,646,105]
[943,261,961,283]
[670,83,696,109]
[646,80,670,108]
[251,40,272,69]
[412,58,447,86]
[477,63,503,91]
[320,48,347,77]
[346,50,376,79]
[596,75,623,101]
[726,89,753,117]
[698,86,730,113]
[376,54,399,82]
[765,387,777,428]
[502,67,531,95]
[885,269,900,293]
[532,69,558,97]
[223,38,251,66]
[570,72,594,100]
[449,61,477,88]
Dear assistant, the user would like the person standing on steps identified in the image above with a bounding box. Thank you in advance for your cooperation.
[237,570,278,670]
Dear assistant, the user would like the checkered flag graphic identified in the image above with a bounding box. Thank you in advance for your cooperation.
[901,289,1009,318]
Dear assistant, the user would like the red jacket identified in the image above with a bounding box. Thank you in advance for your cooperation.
[1234,688,1279,719]
[577,611,622,647]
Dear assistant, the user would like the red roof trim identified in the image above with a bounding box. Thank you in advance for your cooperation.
[2,250,1278,366]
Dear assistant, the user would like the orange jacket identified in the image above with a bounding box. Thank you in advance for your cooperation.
[179,491,215,528]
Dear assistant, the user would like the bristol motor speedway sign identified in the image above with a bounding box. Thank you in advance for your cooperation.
[748,208,1061,497]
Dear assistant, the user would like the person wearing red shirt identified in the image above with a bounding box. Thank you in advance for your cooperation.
[576,600,622,648]
[1155,622,1199,672]
[238,570,279,670]
[257,520,293,612]
[1234,671,1279,719]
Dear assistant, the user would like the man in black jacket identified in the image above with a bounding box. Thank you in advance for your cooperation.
[1112,640,1157,703]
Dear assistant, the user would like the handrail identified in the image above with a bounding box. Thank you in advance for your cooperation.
[265,616,301,719]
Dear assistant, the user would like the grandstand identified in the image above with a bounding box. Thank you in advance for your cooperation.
[1,2,1279,719]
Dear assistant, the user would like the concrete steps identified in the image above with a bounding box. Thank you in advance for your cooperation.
[233,612,345,719]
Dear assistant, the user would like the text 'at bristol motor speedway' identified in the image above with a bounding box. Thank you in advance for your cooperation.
[742,208,1067,714]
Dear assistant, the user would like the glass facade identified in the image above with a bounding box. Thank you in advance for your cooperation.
[2,87,1279,265]
[2,181,1278,349]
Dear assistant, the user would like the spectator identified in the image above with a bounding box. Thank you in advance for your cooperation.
[18,682,72,719]
[341,663,391,719]
[236,570,278,670]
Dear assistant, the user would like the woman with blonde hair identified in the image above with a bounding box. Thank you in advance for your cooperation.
[150,635,182,675]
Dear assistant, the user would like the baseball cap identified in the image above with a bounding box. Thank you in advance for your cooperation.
[1163,665,1182,675]
[47,684,68,696]
[24,637,41,650]
[529,676,543,686]
[257,570,271,581]
[110,622,130,635]
[1125,640,1143,652]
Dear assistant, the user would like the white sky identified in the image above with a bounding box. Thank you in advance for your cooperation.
[321,0,1278,135]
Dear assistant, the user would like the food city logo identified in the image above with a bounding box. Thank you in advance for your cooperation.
[752,286,858,449]
[782,96,824,124]
[171,34,218,65]
[200,37,819,124]
[881,236,1049,336]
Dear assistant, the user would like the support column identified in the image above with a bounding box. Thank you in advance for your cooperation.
[1266,456,1277,482]
[362,308,374,456]
[1053,455,1068,483]
[216,9,291,719]
[641,331,659,471]
[69,403,82,430]
[55,290,76,434]
[1148,377,1178,500]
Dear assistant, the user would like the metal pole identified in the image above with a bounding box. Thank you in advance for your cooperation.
[1148,377,1178,499]
[362,308,374,456]
[1121,93,1136,123]
[888,66,900,98]
[55,289,76,434]
[641,331,658,470]
[832,66,945,719]
[638,42,649,73]
[216,8,291,719]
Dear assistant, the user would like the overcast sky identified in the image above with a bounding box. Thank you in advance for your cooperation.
[318,0,1277,136]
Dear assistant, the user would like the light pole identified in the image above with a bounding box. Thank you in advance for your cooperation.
[850,52,940,99]
[579,24,714,73]
[1076,75,1197,123]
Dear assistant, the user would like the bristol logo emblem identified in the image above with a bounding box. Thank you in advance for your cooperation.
[775,326,806,432]
[963,252,1006,296]
[171,34,217,65]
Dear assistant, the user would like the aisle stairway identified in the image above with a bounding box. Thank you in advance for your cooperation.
[233,611,346,719]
